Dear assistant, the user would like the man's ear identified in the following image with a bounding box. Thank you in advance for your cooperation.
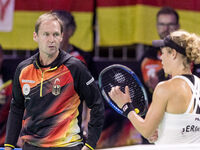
[33,32,38,42]
[60,32,63,42]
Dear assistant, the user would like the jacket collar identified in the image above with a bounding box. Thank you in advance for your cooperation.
[33,50,72,69]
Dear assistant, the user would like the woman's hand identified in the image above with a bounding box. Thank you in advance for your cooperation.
[147,129,158,143]
[108,86,131,108]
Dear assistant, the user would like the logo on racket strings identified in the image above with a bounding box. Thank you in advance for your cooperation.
[114,73,125,83]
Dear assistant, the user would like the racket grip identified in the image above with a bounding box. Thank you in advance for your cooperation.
[122,102,134,117]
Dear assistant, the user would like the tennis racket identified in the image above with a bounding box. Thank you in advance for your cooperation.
[98,64,148,117]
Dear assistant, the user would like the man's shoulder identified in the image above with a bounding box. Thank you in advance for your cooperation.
[61,51,86,69]
[17,53,38,70]
[64,55,86,69]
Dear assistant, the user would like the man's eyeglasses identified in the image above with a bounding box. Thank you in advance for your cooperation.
[157,23,178,28]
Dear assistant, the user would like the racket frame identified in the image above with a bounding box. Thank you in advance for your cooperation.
[98,64,148,116]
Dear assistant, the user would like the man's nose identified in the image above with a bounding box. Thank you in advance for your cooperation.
[163,25,170,31]
[48,35,55,42]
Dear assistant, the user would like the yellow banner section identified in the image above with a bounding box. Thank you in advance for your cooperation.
[0,11,93,52]
[179,10,200,35]
[71,12,93,52]
[97,5,200,46]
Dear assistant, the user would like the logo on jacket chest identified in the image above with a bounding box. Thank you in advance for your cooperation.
[52,78,61,96]
[22,80,35,96]
[23,84,30,96]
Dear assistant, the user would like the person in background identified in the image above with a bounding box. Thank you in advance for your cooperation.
[140,6,180,102]
[0,45,13,146]
[109,30,200,144]
[51,10,92,66]
[51,10,92,139]
[4,11,104,150]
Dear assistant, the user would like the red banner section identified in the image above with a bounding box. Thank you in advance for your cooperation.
[15,0,94,12]
[97,0,200,12]
[0,0,94,50]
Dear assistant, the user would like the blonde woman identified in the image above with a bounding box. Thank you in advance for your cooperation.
[109,30,200,144]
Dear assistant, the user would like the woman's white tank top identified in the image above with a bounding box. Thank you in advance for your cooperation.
[155,75,200,144]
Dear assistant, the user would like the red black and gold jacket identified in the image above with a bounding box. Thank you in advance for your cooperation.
[5,50,104,149]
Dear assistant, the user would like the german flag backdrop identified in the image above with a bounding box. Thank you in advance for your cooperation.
[0,0,200,51]
[0,0,94,51]
[97,0,200,46]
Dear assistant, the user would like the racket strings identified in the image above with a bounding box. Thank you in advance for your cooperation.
[128,79,146,112]
[101,68,146,115]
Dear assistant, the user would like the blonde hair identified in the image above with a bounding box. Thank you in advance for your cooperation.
[170,30,200,64]
[35,11,63,34]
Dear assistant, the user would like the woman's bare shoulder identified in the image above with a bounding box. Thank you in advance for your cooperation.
[154,77,189,97]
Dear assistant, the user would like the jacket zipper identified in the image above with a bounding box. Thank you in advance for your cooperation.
[36,61,57,97]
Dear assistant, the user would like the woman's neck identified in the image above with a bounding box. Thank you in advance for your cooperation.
[171,68,192,77]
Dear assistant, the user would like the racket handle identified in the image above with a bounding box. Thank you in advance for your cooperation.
[122,103,134,117]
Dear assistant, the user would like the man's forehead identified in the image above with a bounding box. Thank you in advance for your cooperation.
[157,14,177,23]
[40,20,60,27]
[39,20,61,32]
